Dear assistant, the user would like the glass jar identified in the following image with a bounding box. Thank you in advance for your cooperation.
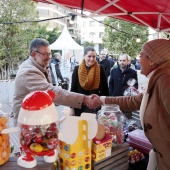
[97,104,126,147]
[18,121,59,157]
[0,110,11,165]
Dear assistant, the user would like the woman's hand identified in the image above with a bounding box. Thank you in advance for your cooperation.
[83,94,102,109]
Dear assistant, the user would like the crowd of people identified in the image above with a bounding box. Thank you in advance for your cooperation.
[12,37,170,170]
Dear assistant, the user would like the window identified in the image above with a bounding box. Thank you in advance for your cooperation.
[89,32,95,38]
[83,22,86,27]
[37,9,49,15]
[99,21,103,26]
[53,12,58,17]
[90,21,95,26]
[99,32,104,38]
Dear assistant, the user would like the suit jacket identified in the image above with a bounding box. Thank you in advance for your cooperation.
[71,65,109,116]
[13,56,84,121]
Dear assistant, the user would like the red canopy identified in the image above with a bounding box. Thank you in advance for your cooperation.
[34,0,170,32]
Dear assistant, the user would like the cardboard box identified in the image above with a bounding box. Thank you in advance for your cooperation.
[93,143,129,170]
[92,133,112,162]
[59,113,98,170]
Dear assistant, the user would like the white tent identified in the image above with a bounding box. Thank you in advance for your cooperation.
[50,26,83,77]
[50,26,83,50]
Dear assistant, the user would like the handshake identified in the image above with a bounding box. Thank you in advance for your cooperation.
[83,94,103,109]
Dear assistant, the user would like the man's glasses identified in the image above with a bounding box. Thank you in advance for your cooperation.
[34,51,52,58]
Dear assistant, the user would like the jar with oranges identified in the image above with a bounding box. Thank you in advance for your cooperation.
[0,110,11,165]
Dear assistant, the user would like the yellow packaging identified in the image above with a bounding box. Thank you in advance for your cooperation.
[59,120,92,170]
[92,133,112,162]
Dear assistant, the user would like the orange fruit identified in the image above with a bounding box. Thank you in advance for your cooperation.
[0,126,3,133]
[0,136,2,144]
[1,151,7,159]
[1,141,7,150]
[0,117,8,126]
[0,159,4,165]
[0,146,4,153]
[2,134,9,141]
[6,146,11,153]
[3,155,9,163]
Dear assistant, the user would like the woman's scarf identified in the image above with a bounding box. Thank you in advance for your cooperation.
[78,59,100,90]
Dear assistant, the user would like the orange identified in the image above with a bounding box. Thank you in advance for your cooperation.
[0,136,2,144]
[0,159,5,165]
[6,146,11,153]
[0,126,3,133]
[1,141,7,150]
[2,134,9,141]
[0,146,4,153]
[3,155,9,163]
[0,117,8,126]
[1,151,7,159]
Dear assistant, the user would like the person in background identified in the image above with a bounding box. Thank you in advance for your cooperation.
[70,54,76,71]
[135,60,141,70]
[12,38,101,126]
[70,46,109,116]
[108,55,115,68]
[109,53,138,96]
[96,54,100,63]
[127,55,136,70]
[50,52,64,86]
[99,50,111,78]
[100,39,170,170]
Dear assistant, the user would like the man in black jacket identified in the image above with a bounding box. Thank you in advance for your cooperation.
[99,50,111,78]
[109,54,138,96]
[50,53,64,85]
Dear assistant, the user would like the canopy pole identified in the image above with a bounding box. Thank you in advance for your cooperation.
[81,0,85,15]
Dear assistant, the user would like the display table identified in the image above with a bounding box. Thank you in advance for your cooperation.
[1,143,130,170]
[0,157,53,170]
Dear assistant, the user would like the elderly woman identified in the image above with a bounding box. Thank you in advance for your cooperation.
[100,39,170,170]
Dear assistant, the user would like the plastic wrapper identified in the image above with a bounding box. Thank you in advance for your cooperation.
[97,104,126,147]
[123,78,139,96]
[128,129,152,149]
[123,119,141,133]
[0,110,11,165]
[18,122,59,156]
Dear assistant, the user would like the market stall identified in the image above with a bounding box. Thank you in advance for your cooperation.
[0,90,151,170]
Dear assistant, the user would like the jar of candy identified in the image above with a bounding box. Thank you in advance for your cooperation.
[0,110,11,165]
[97,104,126,147]
[17,90,60,168]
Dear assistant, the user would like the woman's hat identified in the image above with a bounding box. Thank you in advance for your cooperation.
[142,39,170,65]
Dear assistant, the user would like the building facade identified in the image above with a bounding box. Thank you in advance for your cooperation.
[36,2,80,41]
[77,16,105,55]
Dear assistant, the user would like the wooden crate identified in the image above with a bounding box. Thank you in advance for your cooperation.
[93,143,129,170]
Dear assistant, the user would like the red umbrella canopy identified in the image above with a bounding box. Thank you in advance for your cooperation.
[34,0,170,32]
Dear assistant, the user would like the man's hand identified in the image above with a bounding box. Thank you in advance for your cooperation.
[83,94,102,109]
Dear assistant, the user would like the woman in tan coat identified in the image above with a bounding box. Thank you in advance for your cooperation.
[100,39,170,170]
